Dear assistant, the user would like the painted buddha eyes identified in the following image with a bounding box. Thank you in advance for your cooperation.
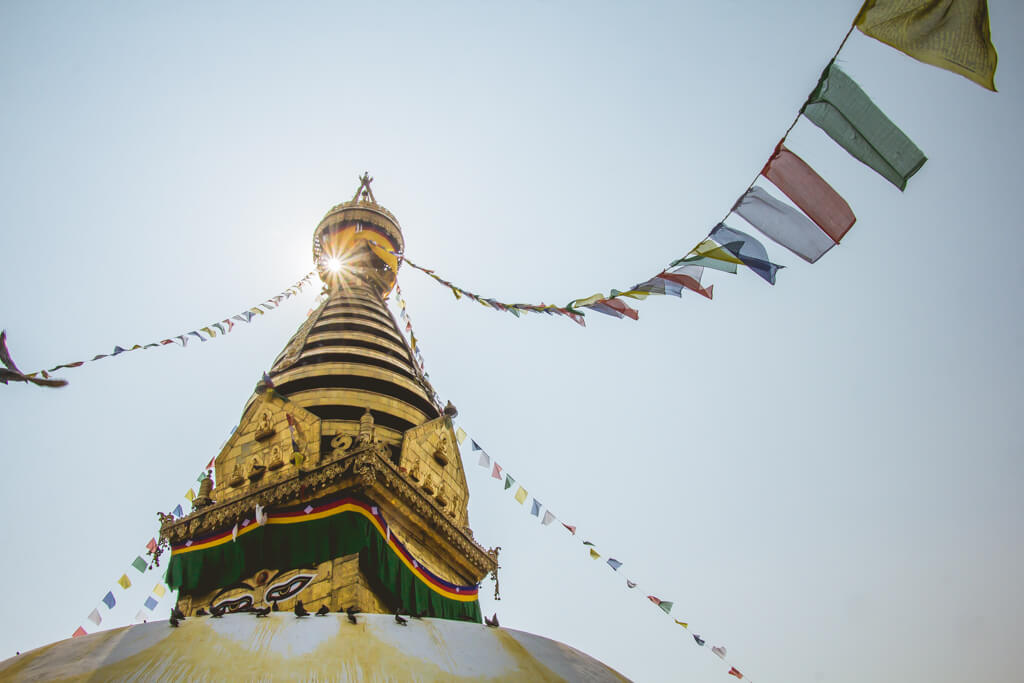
[212,595,254,613]
[264,573,317,603]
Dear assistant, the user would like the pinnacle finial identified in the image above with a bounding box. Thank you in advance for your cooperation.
[352,172,376,204]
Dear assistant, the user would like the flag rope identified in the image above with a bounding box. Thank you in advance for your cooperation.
[458,423,754,681]
[4,272,317,388]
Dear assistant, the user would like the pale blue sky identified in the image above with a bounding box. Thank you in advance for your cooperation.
[1,2,1021,681]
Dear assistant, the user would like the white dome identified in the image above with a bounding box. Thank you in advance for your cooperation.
[0,613,629,681]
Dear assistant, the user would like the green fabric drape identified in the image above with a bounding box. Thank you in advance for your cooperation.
[166,511,481,622]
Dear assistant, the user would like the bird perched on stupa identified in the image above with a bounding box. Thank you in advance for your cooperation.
[294,601,310,617]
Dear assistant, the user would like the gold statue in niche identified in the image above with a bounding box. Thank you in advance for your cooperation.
[254,410,275,440]
[229,462,244,487]
[267,444,283,470]
[248,454,266,481]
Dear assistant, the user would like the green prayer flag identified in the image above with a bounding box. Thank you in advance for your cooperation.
[803,64,926,190]
[131,556,148,573]
[504,474,515,491]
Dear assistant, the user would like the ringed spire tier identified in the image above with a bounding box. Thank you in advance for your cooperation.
[157,176,495,623]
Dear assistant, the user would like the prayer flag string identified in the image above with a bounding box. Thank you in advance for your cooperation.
[5,272,317,388]
[458,423,752,681]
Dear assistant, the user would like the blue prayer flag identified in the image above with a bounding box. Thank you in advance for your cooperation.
[172,504,183,517]
[143,596,158,611]
[102,591,116,609]
[531,499,542,517]
[710,223,783,285]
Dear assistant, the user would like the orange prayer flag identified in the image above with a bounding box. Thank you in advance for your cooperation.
[762,144,855,243]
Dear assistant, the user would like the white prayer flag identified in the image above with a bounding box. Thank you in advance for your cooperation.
[734,185,835,263]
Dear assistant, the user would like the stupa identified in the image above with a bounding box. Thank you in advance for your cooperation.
[0,176,629,681]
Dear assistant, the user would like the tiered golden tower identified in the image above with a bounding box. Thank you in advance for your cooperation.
[159,175,496,621]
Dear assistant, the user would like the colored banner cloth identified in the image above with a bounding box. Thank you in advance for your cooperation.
[803,64,927,190]
[855,0,997,90]
[172,504,183,517]
[694,634,706,646]
[728,667,744,679]
[135,610,147,623]
[541,511,555,526]
[658,265,713,299]
[589,548,601,559]
[131,556,148,573]
[514,486,528,504]
[144,596,159,611]
[530,499,542,517]
[102,592,115,609]
[455,427,467,444]
[762,144,856,243]
[153,583,166,597]
[709,224,783,284]
[72,626,87,638]
[734,186,836,263]
[626,580,637,588]
[491,463,503,479]
[675,619,688,628]
[647,595,674,614]
[87,609,101,626]
[477,451,491,468]
[471,439,482,451]
[713,646,728,659]
[562,523,577,535]
[504,475,515,491]
[118,574,132,590]
[185,489,196,502]
[145,538,158,553]
[607,558,623,571]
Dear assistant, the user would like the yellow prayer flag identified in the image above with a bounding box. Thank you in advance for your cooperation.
[675,619,688,628]
[152,583,166,597]
[691,239,743,264]
[200,326,216,338]
[514,486,528,504]
[856,0,998,91]
[572,293,605,308]
[614,290,650,301]
[455,427,467,444]
[292,452,305,467]
[118,574,132,590]
[184,488,195,502]
[589,548,601,560]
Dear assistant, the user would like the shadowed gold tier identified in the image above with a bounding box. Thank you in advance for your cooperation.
[0,615,631,682]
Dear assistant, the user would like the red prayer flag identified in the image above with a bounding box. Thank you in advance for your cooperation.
[647,595,662,606]
[145,538,157,552]
[602,298,639,320]
[72,626,87,638]
[762,144,855,243]
[205,457,215,470]
[562,522,577,535]
[728,667,743,679]
[491,463,503,480]
[656,271,713,299]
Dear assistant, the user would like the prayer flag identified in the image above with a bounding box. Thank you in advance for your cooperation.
[118,574,131,589]
[762,144,856,243]
[200,326,216,338]
[172,504,183,517]
[562,522,577,535]
[572,293,606,308]
[713,646,728,659]
[145,538,157,553]
[583,541,595,547]
[87,609,102,626]
[471,439,482,451]
[188,331,205,342]
[675,619,688,628]
[134,610,147,623]
[734,186,836,263]
[647,595,673,614]
[709,224,783,284]
[206,456,215,469]
[185,489,195,502]
[196,472,206,483]
[658,266,714,299]
[541,510,556,526]
[112,345,127,356]
[694,634,706,646]
[632,278,685,298]
[531,499,542,516]
[514,486,528,504]
[153,583,166,597]
[588,298,639,321]
[72,626,87,638]
[131,556,148,573]
[626,580,637,588]
[855,0,997,91]
[478,451,491,468]
[102,592,115,609]
[589,548,601,559]
[504,474,515,490]
[491,463,503,479]
[455,427,467,444]
[144,596,159,611]
[607,558,623,571]
[232,524,238,542]
[728,667,744,679]
[803,64,926,190]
